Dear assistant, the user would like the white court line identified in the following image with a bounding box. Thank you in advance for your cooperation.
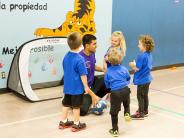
[0,112,61,128]
[164,85,184,91]
[131,104,184,124]
[0,103,183,129]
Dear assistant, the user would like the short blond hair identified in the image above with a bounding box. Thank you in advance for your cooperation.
[67,32,82,50]
[139,35,154,52]
[108,47,123,65]
[111,31,126,56]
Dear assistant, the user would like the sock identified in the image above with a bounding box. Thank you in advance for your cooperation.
[62,119,67,123]
[74,121,79,125]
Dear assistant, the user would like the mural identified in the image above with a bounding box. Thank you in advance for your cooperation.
[34,0,96,37]
[0,0,112,89]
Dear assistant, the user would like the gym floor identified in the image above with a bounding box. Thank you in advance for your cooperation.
[0,67,184,138]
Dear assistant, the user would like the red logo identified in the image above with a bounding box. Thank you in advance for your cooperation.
[0,61,4,68]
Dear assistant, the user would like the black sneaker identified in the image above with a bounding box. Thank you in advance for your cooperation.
[58,120,74,129]
[109,129,119,137]
[71,122,86,132]
[131,111,144,120]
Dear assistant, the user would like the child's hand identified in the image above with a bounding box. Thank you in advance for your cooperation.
[129,60,136,67]
[103,66,107,73]
[92,95,100,106]
[104,56,108,61]
[84,87,90,94]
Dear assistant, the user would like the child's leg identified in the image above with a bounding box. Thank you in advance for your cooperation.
[120,87,131,122]
[143,83,150,113]
[110,92,121,131]
[73,108,80,123]
[59,95,73,129]
[130,85,144,119]
[71,94,86,132]
[122,87,131,115]
[72,108,86,132]
[61,94,72,121]
[111,114,118,131]
[61,106,70,120]
[137,85,145,114]
[109,92,120,137]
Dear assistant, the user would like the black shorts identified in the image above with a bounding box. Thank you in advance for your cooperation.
[62,94,84,109]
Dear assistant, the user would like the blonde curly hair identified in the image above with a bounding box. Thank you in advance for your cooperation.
[107,47,123,65]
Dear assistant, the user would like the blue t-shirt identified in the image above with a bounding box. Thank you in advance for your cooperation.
[104,65,130,91]
[63,51,87,95]
[79,50,96,87]
[133,52,153,85]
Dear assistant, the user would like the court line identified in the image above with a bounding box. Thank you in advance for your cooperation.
[131,104,184,124]
[0,90,183,128]
[150,88,184,98]
[0,112,61,128]
[130,84,184,98]
[131,98,184,117]
[164,85,184,91]
[0,99,184,128]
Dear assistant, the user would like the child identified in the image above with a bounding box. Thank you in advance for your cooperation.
[129,35,155,119]
[104,48,131,137]
[103,31,126,71]
[59,32,99,132]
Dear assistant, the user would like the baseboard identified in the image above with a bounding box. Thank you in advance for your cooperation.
[152,63,184,71]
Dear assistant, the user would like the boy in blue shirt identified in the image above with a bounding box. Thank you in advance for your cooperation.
[129,35,155,119]
[104,48,131,137]
[59,32,99,132]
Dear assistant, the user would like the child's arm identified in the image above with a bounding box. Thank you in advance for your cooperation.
[95,65,104,72]
[103,56,108,72]
[80,75,99,106]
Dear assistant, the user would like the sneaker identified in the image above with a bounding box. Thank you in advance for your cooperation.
[124,113,131,122]
[71,122,86,132]
[58,120,74,129]
[144,111,148,117]
[109,129,119,137]
[131,111,144,120]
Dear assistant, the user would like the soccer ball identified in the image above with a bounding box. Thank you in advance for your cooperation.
[91,100,107,115]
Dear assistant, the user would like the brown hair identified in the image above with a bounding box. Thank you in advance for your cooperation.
[107,47,123,65]
[139,35,155,52]
[67,32,82,49]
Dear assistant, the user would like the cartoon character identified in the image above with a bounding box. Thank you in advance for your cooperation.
[34,0,96,37]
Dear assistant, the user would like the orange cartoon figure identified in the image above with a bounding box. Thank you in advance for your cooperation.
[34,0,96,37]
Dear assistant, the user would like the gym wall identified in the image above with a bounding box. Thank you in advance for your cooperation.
[112,0,184,68]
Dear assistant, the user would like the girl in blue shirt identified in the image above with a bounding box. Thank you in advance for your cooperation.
[129,35,155,119]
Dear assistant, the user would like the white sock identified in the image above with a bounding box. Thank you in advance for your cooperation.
[74,121,79,125]
[62,119,67,123]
